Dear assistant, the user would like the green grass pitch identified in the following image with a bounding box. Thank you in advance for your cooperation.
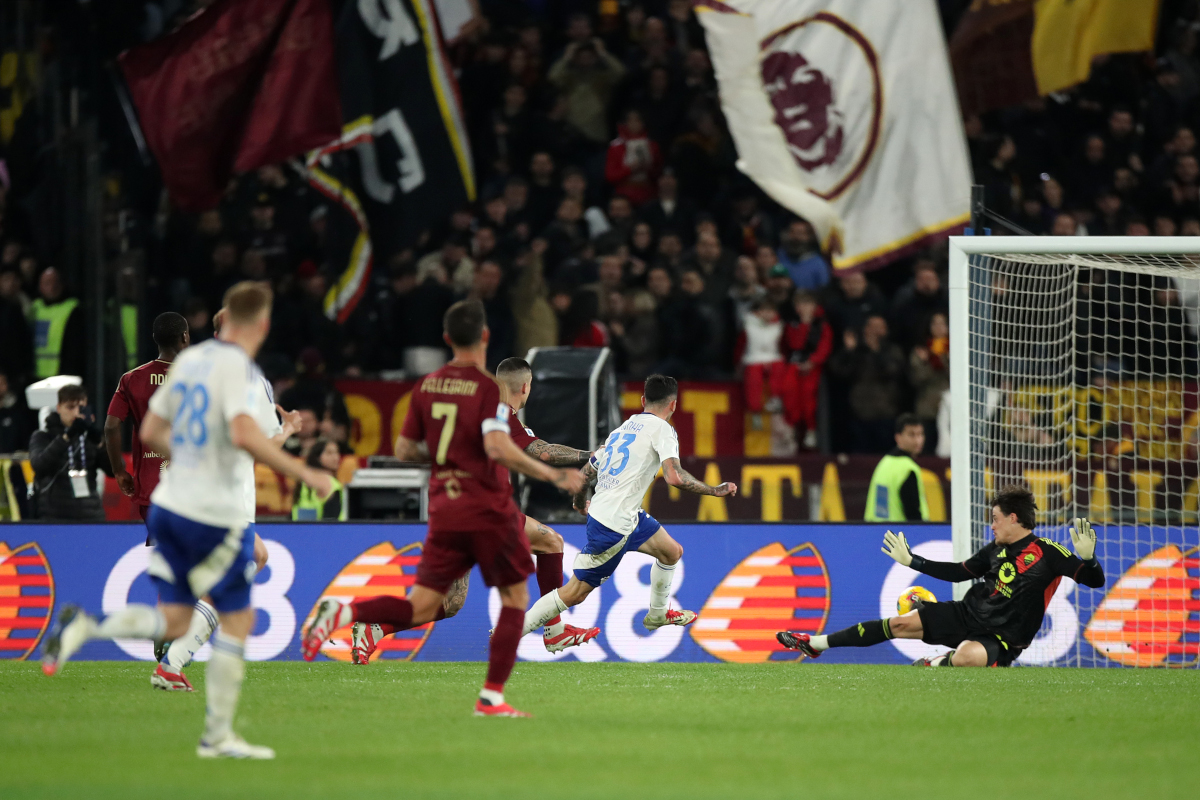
[1,661,1198,799]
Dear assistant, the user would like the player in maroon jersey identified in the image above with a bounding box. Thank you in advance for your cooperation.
[105,312,190,525]
[348,356,600,663]
[303,300,584,717]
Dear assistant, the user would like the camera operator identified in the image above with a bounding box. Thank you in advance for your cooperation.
[28,384,112,521]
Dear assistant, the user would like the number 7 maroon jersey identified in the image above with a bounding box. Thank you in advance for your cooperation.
[400,363,519,523]
[106,359,172,507]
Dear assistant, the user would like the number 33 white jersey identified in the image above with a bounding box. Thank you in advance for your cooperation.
[148,340,277,528]
[587,412,679,535]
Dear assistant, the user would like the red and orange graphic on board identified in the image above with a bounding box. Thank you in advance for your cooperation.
[1084,544,1200,668]
[691,542,831,663]
[302,542,434,662]
[0,542,55,661]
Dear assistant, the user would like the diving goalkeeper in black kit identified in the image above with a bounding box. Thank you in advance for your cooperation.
[777,485,1106,667]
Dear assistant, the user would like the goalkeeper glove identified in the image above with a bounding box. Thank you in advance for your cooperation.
[881,530,913,567]
[1069,517,1097,561]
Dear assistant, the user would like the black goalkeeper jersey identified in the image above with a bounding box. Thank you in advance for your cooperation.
[911,533,1105,649]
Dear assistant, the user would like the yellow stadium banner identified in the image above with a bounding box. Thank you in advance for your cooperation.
[1032,0,1161,95]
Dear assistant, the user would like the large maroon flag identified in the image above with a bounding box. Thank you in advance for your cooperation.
[119,0,340,211]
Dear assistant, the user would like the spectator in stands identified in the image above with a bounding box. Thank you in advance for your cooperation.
[0,269,33,387]
[606,108,661,207]
[559,290,608,348]
[525,151,560,234]
[284,408,321,459]
[639,168,697,243]
[417,233,475,294]
[548,38,627,147]
[890,259,949,351]
[910,312,950,453]
[511,240,558,355]
[656,268,722,379]
[863,413,929,522]
[776,219,830,290]
[828,315,907,453]
[726,255,766,334]
[0,371,33,454]
[541,196,590,277]
[783,290,833,450]
[596,195,636,251]
[764,263,796,316]
[726,190,776,257]
[738,298,785,418]
[607,289,659,378]
[30,267,86,381]
[28,384,111,521]
[561,166,611,239]
[823,271,888,342]
[654,230,685,273]
[279,347,351,444]
[682,230,736,305]
[469,260,515,370]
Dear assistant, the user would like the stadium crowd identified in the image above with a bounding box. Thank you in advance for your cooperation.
[2,1,1200,458]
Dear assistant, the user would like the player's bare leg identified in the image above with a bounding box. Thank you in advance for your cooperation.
[636,527,697,630]
[351,576,469,664]
[476,580,531,718]
[778,611,923,660]
[153,532,269,684]
[525,516,599,651]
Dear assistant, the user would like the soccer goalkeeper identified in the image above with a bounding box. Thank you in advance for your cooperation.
[777,485,1105,667]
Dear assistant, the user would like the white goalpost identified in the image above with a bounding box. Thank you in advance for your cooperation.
[949,236,1200,668]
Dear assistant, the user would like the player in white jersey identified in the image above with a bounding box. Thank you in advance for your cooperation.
[42,283,331,759]
[521,375,737,636]
[150,307,301,691]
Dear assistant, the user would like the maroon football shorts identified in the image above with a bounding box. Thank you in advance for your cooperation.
[137,504,150,521]
[416,504,533,594]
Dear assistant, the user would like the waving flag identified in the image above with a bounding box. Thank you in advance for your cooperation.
[697,0,972,272]
[310,0,474,322]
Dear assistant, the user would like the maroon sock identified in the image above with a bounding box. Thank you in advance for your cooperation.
[377,624,397,635]
[485,606,523,690]
[536,553,564,626]
[351,596,413,630]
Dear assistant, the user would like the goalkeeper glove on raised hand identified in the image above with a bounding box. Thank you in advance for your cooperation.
[882,530,914,567]
[1069,517,1097,561]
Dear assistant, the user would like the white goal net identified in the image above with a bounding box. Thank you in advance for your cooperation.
[949,237,1200,668]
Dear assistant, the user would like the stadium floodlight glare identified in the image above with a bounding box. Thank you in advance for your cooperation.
[949,236,1200,667]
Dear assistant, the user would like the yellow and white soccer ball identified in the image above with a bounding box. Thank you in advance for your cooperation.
[896,586,937,615]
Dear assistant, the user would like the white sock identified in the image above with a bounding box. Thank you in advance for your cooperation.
[544,618,566,638]
[522,589,568,636]
[479,687,504,706]
[162,600,218,672]
[95,604,166,640]
[809,635,830,651]
[203,631,246,745]
[647,560,676,619]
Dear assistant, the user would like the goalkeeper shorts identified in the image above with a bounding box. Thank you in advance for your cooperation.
[917,601,1020,667]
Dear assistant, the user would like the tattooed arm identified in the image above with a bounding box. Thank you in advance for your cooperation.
[526,438,591,467]
[572,458,599,516]
[394,434,430,463]
[662,457,738,497]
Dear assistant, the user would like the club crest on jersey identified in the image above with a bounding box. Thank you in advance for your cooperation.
[0,542,54,661]
[1017,541,1043,574]
[302,542,435,662]
[691,542,831,663]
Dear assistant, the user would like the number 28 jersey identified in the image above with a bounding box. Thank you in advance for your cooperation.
[588,413,679,535]
[147,340,277,528]
[400,363,517,523]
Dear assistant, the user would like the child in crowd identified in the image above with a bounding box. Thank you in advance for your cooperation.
[783,290,833,449]
[738,298,787,417]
